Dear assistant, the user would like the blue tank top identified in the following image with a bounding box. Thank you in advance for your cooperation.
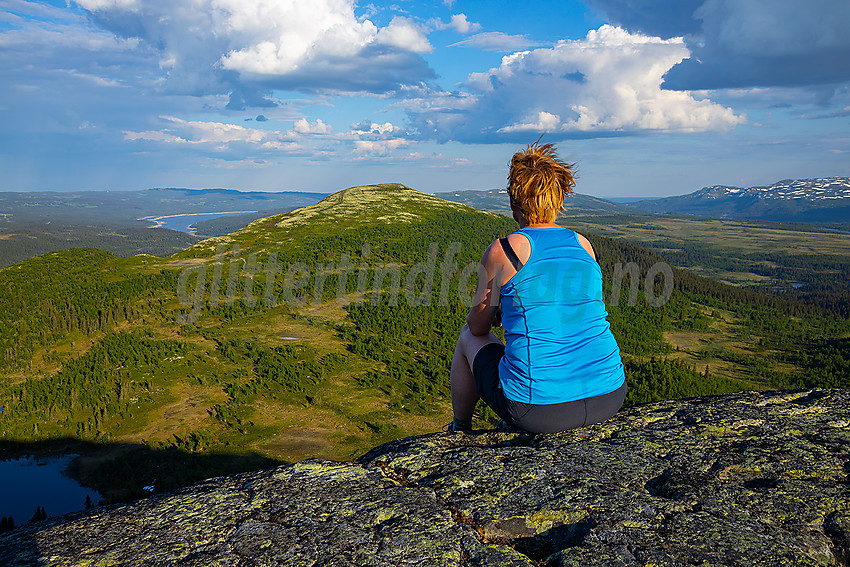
[498,227,625,404]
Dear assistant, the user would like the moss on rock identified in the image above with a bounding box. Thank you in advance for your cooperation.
[1,388,848,566]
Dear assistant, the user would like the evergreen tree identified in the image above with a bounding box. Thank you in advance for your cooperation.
[28,506,47,523]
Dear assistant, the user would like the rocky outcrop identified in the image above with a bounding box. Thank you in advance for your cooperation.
[2,389,849,566]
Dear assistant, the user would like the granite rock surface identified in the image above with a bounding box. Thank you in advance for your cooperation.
[1,388,848,566]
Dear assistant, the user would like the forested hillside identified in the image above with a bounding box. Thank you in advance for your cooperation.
[1,183,847,504]
[0,223,199,268]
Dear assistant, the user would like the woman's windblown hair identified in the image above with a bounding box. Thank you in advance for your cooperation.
[507,142,576,224]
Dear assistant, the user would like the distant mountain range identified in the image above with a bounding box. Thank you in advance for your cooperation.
[0,187,326,267]
[630,177,850,223]
[0,187,326,225]
[436,188,636,216]
[3,179,846,269]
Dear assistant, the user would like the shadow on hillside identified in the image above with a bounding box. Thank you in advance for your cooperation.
[0,436,283,513]
[0,437,286,565]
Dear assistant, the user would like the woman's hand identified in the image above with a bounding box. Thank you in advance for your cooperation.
[493,306,502,328]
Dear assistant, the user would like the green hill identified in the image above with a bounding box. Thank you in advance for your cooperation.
[1,183,848,506]
[178,183,476,259]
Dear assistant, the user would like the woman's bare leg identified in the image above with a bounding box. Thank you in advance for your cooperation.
[450,324,502,423]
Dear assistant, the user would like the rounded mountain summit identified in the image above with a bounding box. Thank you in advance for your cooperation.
[176,184,496,261]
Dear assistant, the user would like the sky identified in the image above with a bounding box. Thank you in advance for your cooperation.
[1,0,849,198]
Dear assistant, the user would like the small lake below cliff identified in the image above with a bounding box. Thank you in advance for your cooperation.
[0,455,101,526]
[148,211,257,234]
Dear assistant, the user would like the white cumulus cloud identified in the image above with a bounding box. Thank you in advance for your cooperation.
[293,118,333,135]
[448,14,480,34]
[499,111,562,133]
[351,120,399,136]
[375,17,432,53]
[73,0,437,105]
[406,25,744,142]
[353,138,408,156]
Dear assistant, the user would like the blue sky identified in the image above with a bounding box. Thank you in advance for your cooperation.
[1,0,849,197]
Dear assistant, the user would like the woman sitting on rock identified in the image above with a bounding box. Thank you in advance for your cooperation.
[447,142,627,433]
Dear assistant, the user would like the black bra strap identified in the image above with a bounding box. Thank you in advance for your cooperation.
[499,237,524,271]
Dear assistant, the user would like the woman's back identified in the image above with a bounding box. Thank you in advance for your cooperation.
[499,227,624,404]
[447,141,626,435]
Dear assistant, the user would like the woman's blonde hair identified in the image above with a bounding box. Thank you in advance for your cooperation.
[507,142,576,224]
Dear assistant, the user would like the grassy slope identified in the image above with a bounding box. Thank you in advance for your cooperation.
[1,183,847,502]
[0,185,510,498]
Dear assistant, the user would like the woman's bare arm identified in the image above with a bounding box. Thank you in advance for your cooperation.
[576,232,596,260]
[467,240,510,335]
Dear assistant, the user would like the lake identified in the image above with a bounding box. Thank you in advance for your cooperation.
[0,455,101,526]
[149,211,257,234]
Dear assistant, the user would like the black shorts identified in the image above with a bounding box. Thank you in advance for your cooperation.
[472,342,627,434]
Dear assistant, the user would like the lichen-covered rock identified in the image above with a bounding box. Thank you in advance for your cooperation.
[2,389,848,566]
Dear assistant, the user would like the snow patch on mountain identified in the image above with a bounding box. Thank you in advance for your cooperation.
[697,177,850,201]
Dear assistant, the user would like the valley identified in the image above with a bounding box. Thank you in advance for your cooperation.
[1,183,848,512]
